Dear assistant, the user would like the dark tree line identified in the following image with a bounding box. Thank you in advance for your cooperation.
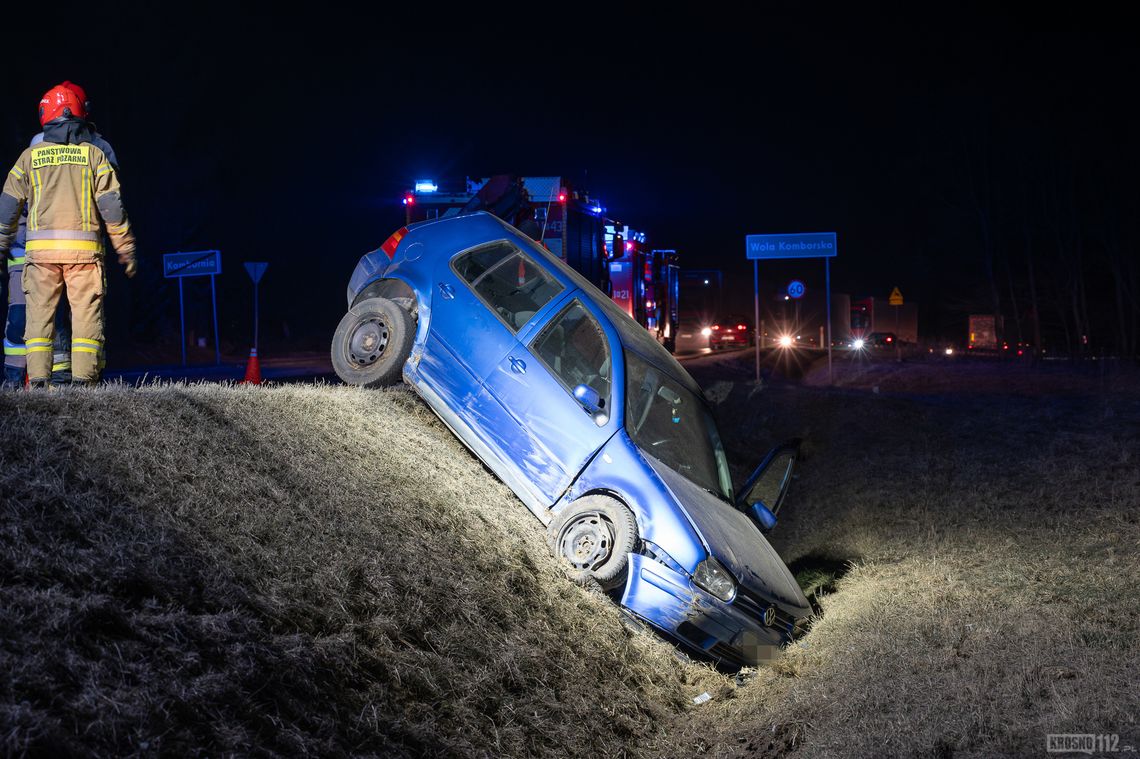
[926,87,1138,362]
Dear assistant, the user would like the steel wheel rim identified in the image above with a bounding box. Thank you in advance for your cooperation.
[559,512,615,571]
[348,316,390,367]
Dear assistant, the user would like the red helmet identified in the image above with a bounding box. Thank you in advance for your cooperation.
[38,82,88,125]
[60,81,90,112]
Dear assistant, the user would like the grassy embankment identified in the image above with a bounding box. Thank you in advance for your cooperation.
[1,357,1137,757]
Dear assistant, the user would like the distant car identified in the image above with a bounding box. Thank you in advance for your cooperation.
[332,212,811,667]
[865,331,899,348]
[703,314,755,350]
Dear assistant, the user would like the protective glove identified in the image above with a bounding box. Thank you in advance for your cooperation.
[124,258,137,279]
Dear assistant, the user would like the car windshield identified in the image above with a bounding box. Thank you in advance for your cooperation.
[624,350,733,501]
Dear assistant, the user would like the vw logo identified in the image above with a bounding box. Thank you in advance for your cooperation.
[762,606,776,627]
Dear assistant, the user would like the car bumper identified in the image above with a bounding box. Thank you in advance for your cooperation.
[621,553,793,667]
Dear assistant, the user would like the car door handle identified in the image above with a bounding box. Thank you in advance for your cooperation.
[438,282,455,300]
[508,356,526,374]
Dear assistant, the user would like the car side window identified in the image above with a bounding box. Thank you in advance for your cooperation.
[532,299,611,404]
[452,242,563,331]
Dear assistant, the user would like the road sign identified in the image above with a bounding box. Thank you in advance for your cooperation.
[746,232,837,260]
[787,280,806,299]
[163,250,221,278]
[745,232,839,385]
[889,287,904,306]
[243,263,269,354]
[244,262,269,284]
[164,250,222,367]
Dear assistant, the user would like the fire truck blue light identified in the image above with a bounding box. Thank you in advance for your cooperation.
[414,181,438,193]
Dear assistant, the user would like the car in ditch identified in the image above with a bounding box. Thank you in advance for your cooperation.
[332,212,811,667]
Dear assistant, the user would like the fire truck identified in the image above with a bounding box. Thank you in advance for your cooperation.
[402,176,680,352]
[605,227,679,353]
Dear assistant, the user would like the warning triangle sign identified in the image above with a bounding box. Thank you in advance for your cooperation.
[889,287,904,306]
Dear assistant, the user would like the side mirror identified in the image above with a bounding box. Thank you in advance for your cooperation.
[573,384,608,426]
[736,439,801,529]
[750,502,778,532]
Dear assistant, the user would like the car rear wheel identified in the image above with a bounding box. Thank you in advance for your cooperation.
[547,496,638,591]
[331,296,415,387]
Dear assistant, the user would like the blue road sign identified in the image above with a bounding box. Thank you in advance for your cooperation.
[746,233,837,260]
[787,280,806,299]
[163,250,222,278]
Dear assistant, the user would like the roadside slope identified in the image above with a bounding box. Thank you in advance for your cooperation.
[0,384,728,757]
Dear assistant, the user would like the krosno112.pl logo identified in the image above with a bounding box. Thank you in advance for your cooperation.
[1046,734,1133,754]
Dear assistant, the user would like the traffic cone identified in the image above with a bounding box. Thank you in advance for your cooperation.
[240,348,262,385]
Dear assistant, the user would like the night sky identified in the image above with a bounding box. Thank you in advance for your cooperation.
[3,6,1136,353]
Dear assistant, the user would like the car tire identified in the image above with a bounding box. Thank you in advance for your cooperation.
[547,495,638,591]
[331,296,415,387]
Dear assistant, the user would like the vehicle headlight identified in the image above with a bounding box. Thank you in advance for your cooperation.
[692,557,736,601]
[701,327,712,337]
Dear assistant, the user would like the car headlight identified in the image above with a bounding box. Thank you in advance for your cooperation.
[692,557,736,601]
[701,327,712,337]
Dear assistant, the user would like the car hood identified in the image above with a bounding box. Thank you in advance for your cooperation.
[641,451,811,616]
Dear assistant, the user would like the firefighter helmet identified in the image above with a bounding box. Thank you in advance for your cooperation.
[61,81,91,113]
[38,82,88,125]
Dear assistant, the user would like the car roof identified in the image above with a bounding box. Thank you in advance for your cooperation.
[402,212,706,399]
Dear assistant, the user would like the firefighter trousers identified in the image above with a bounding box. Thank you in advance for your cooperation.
[23,262,105,383]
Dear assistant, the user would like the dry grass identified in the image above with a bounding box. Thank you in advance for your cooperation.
[2,356,1137,757]
[684,355,1140,758]
[0,383,727,757]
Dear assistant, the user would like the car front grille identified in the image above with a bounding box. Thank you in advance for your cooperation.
[732,586,800,642]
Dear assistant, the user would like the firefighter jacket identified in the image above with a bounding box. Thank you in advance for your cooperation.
[0,126,135,269]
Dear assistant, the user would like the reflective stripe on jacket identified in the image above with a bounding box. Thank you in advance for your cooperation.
[0,138,135,267]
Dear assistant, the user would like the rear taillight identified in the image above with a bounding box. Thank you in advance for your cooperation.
[380,227,408,259]
[712,325,720,331]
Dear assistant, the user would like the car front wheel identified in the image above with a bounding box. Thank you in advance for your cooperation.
[331,296,415,387]
[547,496,638,591]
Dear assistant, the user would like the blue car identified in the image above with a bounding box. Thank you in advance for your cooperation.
[332,212,811,667]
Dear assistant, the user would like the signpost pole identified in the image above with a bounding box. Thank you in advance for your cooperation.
[243,262,269,359]
[888,287,905,361]
[825,257,833,384]
[753,259,760,383]
[211,274,221,366]
[178,277,186,367]
[254,278,259,355]
[895,303,901,363]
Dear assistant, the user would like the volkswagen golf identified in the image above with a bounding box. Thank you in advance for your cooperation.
[332,212,811,667]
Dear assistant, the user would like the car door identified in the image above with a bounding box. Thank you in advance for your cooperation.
[482,295,620,505]
[418,239,565,417]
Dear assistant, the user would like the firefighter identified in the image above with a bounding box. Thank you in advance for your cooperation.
[2,83,121,387]
[35,83,120,385]
[1,209,25,386]
[0,83,137,387]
